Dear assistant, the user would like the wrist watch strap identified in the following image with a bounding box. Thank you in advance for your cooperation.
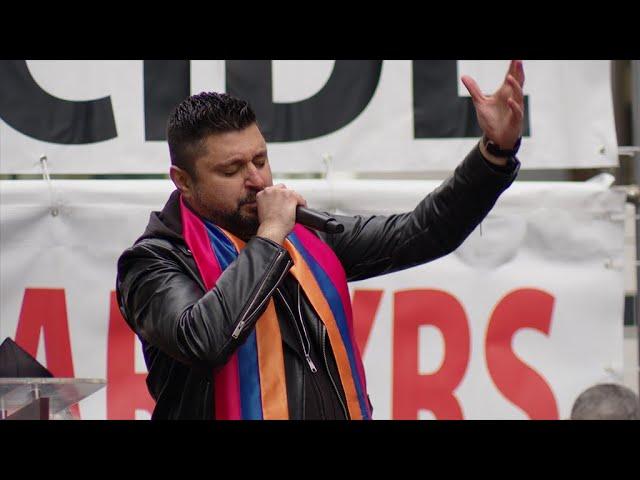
[483,135,522,158]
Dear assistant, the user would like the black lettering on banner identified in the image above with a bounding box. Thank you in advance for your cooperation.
[412,60,530,139]
[0,60,117,144]
[144,61,191,141]
[225,60,383,142]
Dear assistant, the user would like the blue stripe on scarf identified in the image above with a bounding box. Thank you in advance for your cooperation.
[204,221,263,420]
[287,231,369,419]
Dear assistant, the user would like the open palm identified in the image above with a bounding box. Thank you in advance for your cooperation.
[461,60,525,150]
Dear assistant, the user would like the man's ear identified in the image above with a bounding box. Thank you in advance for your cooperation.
[169,165,194,197]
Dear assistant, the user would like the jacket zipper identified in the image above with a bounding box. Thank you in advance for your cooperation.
[322,324,349,419]
[276,287,317,373]
[296,284,319,373]
[231,251,290,339]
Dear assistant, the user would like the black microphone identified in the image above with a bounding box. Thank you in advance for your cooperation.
[296,206,344,234]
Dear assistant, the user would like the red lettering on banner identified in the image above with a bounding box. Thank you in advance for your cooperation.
[351,289,383,354]
[106,291,155,419]
[485,288,559,419]
[393,289,470,419]
[14,288,80,418]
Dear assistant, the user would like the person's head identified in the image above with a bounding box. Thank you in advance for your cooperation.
[167,92,272,239]
[570,383,640,420]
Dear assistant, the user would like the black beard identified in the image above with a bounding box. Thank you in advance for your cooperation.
[207,208,259,241]
[194,191,259,241]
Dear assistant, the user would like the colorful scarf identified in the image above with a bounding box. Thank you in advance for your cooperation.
[180,196,371,419]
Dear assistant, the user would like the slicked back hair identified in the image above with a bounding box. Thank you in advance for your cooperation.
[167,92,257,179]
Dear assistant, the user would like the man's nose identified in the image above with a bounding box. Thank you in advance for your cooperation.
[245,163,264,189]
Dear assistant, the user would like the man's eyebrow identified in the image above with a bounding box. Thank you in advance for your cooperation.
[218,158,245,168]
[218,150,267,167]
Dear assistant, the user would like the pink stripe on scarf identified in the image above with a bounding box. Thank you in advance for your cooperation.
[180,197,242,419]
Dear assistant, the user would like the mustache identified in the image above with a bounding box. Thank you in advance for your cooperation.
[238,191,259,206]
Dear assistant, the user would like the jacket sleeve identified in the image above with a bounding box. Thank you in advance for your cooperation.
[320,144,520,282]
[116,235,292,370]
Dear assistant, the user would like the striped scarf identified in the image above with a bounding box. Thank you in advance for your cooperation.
[180,196,371,419]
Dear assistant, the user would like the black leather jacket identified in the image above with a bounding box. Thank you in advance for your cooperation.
[115,145,519,419]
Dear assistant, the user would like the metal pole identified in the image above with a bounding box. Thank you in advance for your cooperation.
[631,60,640,394]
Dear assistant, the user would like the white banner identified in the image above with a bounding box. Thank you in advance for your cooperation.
[0,60,617,174]
[0,178,626,419]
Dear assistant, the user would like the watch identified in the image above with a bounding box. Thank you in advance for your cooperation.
[482,134,522,158]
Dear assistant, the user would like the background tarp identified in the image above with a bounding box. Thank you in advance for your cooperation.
[0,177,626,419]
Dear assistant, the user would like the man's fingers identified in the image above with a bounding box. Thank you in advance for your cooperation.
[292,191,307,207]
[507,75,524,105]
[461,75,484,103]
[511,60,525,86]
[508,98,524,124]
[285,186,306,206]
[274,185,307,206]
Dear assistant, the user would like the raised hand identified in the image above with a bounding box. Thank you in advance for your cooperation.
[461,60,525,151]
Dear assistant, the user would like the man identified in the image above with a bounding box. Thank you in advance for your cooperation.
[570,384,640,420]
[116,60,525,419]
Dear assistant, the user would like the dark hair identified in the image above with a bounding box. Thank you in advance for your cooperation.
[570,383,640,420]
[167,92,257,178]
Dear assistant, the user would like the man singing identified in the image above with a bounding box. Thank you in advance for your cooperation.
[116,60,525,419]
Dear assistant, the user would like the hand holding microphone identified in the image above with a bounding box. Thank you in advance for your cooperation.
[256,184,343,245]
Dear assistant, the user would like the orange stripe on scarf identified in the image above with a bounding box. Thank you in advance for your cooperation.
[222,228,289,420]
[284,240,363,420]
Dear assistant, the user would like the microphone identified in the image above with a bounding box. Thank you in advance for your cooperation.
[296,206,344,234]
